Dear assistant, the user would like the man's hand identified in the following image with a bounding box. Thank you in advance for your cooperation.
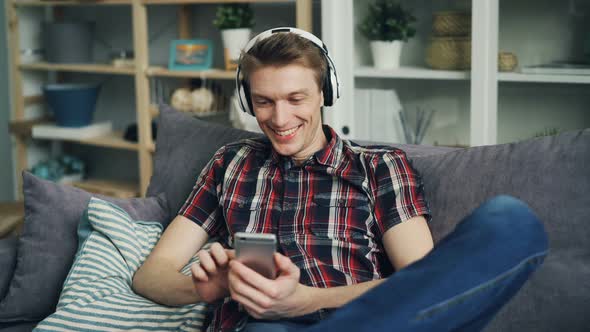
[191,242,235,303]
[227,252,314,320]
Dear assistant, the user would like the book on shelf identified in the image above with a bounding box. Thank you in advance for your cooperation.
[32,122,113,140]
[521,62,590,76]
[354,88,405,143]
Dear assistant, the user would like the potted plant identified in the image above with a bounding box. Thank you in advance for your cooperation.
[358,0,417,69]
[213,4,255,71]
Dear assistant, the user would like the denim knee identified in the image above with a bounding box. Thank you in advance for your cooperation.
[472,195,548,253]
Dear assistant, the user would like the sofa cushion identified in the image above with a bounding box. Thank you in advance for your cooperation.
[147,104,262,217]
[0,321,39,332]
[410,129,590,331]
[35,198,209,331]
[0,173,169,323]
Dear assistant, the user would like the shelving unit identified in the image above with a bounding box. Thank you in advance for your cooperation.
[19,62,136,75]
[321,0,590,147]
[355,66,470,80]
[146,66,235,80]
[7,0,313,198]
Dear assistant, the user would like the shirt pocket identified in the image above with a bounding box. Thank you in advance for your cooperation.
[310,193,372,242]
[223,195,271,235]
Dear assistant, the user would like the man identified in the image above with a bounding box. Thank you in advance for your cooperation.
[133,28,548,332]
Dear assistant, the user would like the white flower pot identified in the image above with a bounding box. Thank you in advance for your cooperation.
[221,28,252,71]
[370,40,404,69]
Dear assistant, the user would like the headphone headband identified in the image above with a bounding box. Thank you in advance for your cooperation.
[236,27,340,115]
[242,27,328,55]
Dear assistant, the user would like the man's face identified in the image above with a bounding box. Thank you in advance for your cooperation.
[249,64,326,162]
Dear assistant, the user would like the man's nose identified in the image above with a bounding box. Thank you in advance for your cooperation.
[271,101,290,127]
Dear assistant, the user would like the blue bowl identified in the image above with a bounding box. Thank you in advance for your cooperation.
[43,83,101,127]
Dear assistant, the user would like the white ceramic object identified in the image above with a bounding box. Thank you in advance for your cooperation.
[370,40,404,69]
[221,28,251,70]
[191,88,214,113]
[170,88,193,112]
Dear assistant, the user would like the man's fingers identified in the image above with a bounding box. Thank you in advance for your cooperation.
[225,249,236,260]
[228,270,272,312]
[230,290,266,319]
[210,243,229,267]
[275,252,299,276]
[198,250,217,275]
[191,263,208,282]
[229,260,279,298]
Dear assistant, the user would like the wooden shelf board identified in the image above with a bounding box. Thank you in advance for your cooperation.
[9,117,51,137]
[10,119,141,151]
[20,62,135,75]
[14,0,131,6]
[24,95,44,106]
[14,1,294,7]
[148,142,156,153]
[146,66,235,80]
[355,66,470,80]
[70,179,139,198]
[77,131,140,151]
[498,72,590,84]
[143,0,293,4]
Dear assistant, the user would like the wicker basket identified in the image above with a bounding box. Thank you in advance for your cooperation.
[432,11,471,37]
[425,37,471,70]
[498,52,518,72]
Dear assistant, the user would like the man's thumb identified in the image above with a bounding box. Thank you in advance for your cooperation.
[275,253,298,275]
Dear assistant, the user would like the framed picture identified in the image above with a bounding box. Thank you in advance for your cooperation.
[168,39,213,71]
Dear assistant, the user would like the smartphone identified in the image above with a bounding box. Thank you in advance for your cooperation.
[234,232,277,280]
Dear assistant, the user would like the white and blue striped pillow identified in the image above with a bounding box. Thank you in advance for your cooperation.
[35,197,210,331]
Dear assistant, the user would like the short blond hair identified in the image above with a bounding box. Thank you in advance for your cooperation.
[239,32,327,92]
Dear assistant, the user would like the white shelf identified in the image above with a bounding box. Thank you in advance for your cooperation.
[498,72,590,84]
[355,66,470,80]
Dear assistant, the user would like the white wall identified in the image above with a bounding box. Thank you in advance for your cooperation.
[497,0,590,143]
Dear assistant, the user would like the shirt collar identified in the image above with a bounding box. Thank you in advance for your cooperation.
[269,125,342,169]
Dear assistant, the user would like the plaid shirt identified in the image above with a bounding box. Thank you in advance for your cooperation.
[179,126,430,331]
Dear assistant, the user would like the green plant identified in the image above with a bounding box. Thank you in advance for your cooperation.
[533,127,560,138]
[213,4,255,30]
[358,0,417,42]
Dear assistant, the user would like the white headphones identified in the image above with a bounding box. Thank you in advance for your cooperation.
[235,27,341,116]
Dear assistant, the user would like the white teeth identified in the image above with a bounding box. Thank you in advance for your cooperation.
[274,126,299,136]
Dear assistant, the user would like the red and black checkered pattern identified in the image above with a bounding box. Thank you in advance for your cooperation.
[179,126,430,331]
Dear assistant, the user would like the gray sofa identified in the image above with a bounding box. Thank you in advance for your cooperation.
[0,106,588,331]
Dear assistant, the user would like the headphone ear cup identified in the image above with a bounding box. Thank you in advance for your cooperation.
[323,65,334,107]
[238,79,254,115]
[243,80,254,115]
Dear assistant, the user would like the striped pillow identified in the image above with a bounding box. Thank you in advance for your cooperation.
[35,197,211,331]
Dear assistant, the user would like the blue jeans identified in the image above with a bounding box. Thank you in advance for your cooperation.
[241,195,549,332]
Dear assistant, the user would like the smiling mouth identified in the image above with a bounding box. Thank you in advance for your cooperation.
[272,125,302,137]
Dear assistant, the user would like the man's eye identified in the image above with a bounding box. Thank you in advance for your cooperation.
[290,98,303,104]
[255,100,270,106]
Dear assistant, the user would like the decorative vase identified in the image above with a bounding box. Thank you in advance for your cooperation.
[221,28,251,71]
[43,83,101,127]
[370,40,403,69]
[42,22,94,64]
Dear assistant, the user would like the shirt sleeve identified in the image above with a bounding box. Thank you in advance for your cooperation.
[369,149,431,237]
[178,146,226,237]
